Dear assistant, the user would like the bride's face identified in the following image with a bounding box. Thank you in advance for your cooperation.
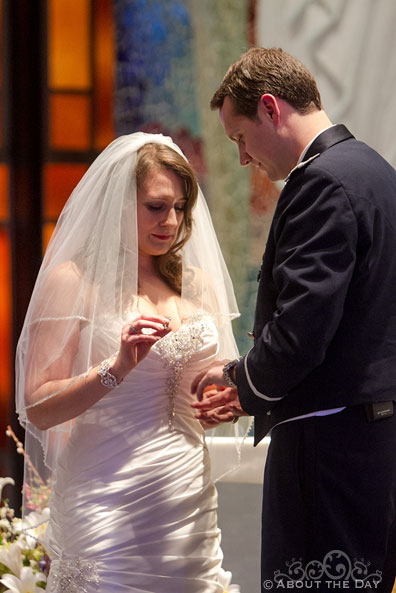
[137,167,187,258]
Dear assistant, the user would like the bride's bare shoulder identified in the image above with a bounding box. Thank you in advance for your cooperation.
[36,261,85,309]
[43,260,82,285]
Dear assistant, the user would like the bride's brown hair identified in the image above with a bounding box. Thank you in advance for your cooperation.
[136,142,198,294]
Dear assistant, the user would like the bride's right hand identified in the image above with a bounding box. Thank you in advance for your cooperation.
[111,314,171,380]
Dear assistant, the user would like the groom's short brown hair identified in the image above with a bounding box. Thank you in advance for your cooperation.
[210,47,322,119]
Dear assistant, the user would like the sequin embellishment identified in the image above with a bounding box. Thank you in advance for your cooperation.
[47,556,99,592]
[155,313,207,430]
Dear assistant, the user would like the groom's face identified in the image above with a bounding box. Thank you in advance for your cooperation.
[219,96,284,182]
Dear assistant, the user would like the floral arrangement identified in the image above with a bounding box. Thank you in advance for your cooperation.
[0,428,50,593]
[0,494,49,592]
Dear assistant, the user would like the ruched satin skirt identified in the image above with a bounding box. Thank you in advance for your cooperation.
[46,415,223,593]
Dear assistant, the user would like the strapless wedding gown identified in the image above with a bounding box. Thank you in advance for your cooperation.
[46,313,226,593]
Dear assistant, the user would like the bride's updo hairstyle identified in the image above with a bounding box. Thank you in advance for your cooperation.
[136,142,198,294]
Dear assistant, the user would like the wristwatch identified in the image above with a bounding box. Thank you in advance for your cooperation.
[222,358,239,388]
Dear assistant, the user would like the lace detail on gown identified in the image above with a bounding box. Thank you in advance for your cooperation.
[47,556,99,593]
[155,313,207,430]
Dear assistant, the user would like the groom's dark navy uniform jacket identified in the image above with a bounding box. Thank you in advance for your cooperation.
[236,125,396,444]
[235,124,396,590]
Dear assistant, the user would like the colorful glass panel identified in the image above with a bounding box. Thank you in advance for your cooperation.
[0,0,2,87]
[42,221,56,254]
[44,163,88,219]
[114,0,200,154]
[49,94,91,150]
[0,163,9,220]
[0,229,11,429]
[0,0,3,148]
[48,0,91,90]
[95,0,115,149]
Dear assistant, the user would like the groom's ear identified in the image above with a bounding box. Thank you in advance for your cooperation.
[257,94,280,125]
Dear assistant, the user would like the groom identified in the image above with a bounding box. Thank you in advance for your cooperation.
[192,47,396,592]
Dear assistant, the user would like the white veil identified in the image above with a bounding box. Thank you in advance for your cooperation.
[15,132,251,523]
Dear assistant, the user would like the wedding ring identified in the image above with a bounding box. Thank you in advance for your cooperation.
[129,324,138,334]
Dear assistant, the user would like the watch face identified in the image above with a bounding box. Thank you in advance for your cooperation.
[223,360,237,387]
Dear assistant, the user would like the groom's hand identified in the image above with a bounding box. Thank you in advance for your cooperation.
[191,361,248,420]
[191,362,248,423]
[191,362,228,401]
[192,385,248,425]
[195,386,238,428]
[192,385,246,424]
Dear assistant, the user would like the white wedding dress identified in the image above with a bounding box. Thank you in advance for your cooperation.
[45,313,226,593]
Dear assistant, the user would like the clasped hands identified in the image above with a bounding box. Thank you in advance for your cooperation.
[191,361,248,428]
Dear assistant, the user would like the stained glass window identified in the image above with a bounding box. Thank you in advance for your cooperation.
[0,163,8,221]
[49,94,91,151]
[0,230,11,429]
[0,0,11,442]
[48,0,91,90]
[44,0,114,251]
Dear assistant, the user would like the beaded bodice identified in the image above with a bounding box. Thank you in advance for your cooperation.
[76,313,219,433]
[155,313,208,429]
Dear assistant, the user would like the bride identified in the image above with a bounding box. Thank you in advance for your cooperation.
[15,133,248,592]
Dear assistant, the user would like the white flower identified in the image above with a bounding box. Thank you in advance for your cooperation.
[0,542,23,577]
[0,518,12,530]
[0,565,46,593]
[13,508,50,550]
[218,567,241,593]
[1,505,14,519]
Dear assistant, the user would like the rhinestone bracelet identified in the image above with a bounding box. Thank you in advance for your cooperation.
[97,359,122,389]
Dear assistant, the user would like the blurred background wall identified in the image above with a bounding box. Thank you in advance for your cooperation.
[1,1,396,590]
